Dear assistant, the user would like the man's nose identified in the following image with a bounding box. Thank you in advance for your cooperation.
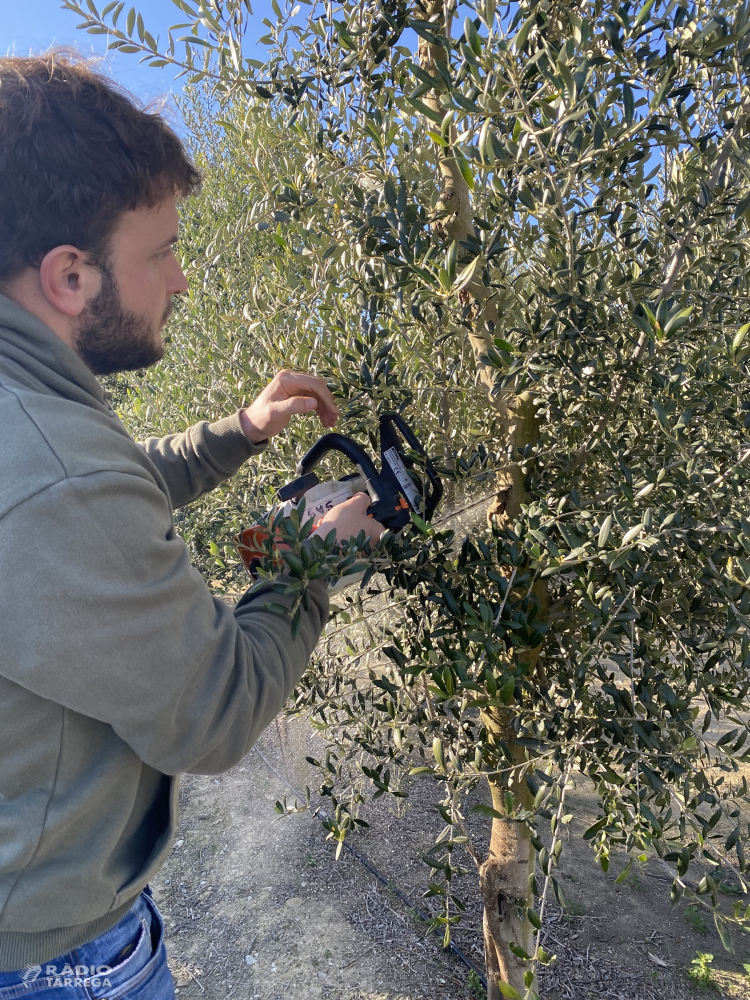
[168,258,189,296]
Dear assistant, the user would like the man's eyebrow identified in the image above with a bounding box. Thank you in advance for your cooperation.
[157,235,180,249]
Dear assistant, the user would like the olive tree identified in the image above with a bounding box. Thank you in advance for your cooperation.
[65,0,750,995]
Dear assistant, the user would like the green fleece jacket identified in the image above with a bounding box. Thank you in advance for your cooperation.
[0,294,329,969]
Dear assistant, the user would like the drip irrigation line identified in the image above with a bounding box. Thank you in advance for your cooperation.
[254,744,487,990]
[342,836,487,988]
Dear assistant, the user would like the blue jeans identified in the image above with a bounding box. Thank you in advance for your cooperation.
[0,891,174,999]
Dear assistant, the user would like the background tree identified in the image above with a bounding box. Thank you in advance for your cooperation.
[65,0,750,995]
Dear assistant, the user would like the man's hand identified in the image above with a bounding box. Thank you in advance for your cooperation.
[240,370,339,443]
[312,493,384,544]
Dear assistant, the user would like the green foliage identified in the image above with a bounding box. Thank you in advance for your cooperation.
[687,951,718,991]
[64,0,750,991]
[468,969,487,999]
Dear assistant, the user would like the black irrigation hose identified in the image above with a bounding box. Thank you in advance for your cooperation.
[340,833,487,989]
[254,745,488,990]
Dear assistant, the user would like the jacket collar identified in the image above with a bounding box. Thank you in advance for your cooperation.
[0,293,109,412]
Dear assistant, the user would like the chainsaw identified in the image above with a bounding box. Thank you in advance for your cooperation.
[236,412,443,581]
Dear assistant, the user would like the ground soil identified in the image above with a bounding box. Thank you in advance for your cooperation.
[153,713,750,1000]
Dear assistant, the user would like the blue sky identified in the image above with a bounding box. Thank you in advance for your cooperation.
[1,1,189,105]
[0,0,274,109]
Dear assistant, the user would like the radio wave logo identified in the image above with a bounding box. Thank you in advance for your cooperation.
[20,964,42,985]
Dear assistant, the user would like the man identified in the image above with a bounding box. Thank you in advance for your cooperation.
[0,53,381,998]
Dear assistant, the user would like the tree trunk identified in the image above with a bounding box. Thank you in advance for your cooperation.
[481,391,543,997]
[486,391,539,524]
[480,723,537,999]
[417,7,544,994]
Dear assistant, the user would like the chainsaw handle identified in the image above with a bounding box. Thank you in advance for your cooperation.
[295,433,381,482]
[295,432,394,512]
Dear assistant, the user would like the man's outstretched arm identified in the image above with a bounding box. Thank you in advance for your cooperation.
[139,370,340,509]
[0,467,325,775]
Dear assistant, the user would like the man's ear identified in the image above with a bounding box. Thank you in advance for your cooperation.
[38,246,100,318]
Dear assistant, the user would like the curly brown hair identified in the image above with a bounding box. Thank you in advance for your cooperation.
[0,50,201,281]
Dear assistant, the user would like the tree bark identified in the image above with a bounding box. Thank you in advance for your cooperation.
[487,391,538,524]
[417,0,499,394]
[479,718,537,999]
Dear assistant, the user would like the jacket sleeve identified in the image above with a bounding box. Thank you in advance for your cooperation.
[139,411,267,509]
[0,469,328,775]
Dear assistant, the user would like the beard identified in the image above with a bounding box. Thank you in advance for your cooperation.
[74,260,172,376]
